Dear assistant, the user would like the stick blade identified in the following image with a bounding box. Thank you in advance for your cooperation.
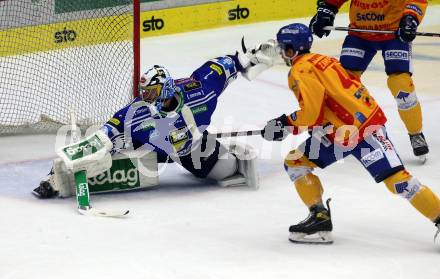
[78,207,130,218]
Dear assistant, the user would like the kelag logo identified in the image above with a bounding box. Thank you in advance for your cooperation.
[54,27,77,43]
[143,16,164,32]
[228,5,249,21]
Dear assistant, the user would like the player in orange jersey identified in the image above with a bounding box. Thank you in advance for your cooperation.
[261,23,440,244]
[309,0,429,162]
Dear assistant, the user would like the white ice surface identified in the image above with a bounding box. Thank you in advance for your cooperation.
[1,9,440,279]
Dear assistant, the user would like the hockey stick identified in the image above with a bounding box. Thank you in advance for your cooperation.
[323,26,440,38]
[70,110,129,217]
[214,130,263,138]
[74,169,129,217]
[181,104,263,138]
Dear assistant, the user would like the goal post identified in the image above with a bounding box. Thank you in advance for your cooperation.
[0,0,141,134]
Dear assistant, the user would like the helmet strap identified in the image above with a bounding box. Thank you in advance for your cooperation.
[281,48,298,66]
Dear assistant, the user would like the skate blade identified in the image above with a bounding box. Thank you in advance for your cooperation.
[434,226,440,244]
[417,155,427,164]
[31,189,43,199]
[289,231,333,244]
[31,188,57,199]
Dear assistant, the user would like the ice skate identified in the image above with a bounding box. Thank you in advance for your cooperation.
[32,170,59,199]
[434,218,440,243]
[409,133,429,163]
[289,199,333,244]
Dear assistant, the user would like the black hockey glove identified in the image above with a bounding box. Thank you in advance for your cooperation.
[309,1,338,38]
[396,15,418,42]
[262,114,290,141]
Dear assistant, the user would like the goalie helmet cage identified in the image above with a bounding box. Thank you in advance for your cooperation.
[0,0,141,134]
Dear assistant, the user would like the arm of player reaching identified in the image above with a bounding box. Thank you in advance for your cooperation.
[189,55,239,100]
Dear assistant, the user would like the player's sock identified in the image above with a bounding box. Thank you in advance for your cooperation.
[387,72,429,149]
[409,186,440,221]
[387,73,422,132]
[384,170,440,222]
[289,199,333,244]
[294,173,324,207]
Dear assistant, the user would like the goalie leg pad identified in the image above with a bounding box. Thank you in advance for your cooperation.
[40,151,160,198]
[207,154,238,181]
[216,142,259,189]
[51,158,76,198]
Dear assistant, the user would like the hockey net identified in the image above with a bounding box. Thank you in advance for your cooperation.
[0,0,140,134]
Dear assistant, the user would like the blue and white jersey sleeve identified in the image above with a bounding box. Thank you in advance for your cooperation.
[190,55,239,98]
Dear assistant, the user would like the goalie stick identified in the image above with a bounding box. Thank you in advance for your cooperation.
[323,26,440,38]
[70,110,129,218]
[74,170,129,217]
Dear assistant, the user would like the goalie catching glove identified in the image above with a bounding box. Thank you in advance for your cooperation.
[235,38,283,80]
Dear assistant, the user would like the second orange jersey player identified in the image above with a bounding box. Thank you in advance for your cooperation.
[309,0,429,161]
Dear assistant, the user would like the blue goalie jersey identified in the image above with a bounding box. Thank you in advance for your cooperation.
[100,56,239,160]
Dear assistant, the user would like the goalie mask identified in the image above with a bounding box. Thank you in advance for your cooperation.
[139,65,176,112]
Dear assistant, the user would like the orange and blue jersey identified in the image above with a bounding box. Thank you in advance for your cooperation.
[325,0,428,41]
[286,52,387,146]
